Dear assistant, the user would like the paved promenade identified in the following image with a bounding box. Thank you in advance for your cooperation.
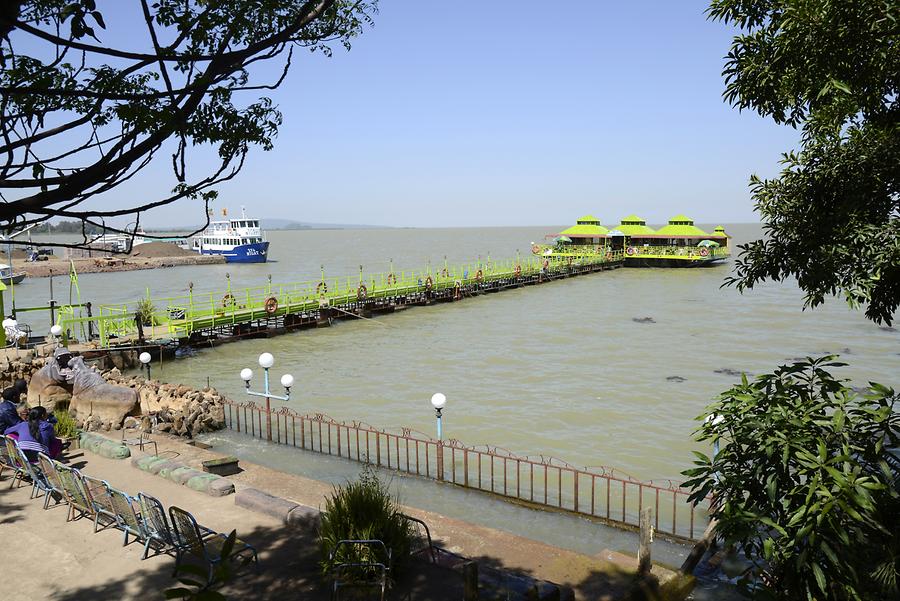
[0,432,684,600]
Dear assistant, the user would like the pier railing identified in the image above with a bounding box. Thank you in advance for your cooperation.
[221,399,709,543]
[60,252,624,345]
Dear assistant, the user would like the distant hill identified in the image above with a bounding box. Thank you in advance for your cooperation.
[260,218,390,230]
[146,219,390,233]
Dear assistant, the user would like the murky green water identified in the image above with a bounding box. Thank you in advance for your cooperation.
[12,225,898,483]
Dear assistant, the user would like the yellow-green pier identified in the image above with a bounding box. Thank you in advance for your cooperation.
[56,252,625,349]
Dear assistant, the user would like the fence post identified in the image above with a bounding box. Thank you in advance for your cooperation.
[436,441,444,481]
[463,561,478,601]
[638,507,653,576]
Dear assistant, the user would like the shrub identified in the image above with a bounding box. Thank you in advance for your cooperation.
[53,409,79,438]
[318,465,413,581]
[683,356,900,600]
[135,298,158,326]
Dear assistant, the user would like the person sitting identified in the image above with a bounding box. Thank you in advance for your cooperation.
[4,406,62,461]
[0,387,22,433]
[2,315,27,347]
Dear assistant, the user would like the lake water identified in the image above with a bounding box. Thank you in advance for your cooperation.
[11,225,896,592]
[12,225,898,482]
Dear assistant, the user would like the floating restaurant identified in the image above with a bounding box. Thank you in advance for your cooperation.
[533,214,731,267]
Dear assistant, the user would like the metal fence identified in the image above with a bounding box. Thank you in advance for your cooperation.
[222,400,709,542]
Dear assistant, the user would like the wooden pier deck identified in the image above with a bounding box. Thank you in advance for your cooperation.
[58,253,624,349]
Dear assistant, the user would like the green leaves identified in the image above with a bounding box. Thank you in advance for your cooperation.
[683,356,900,599]
[713,0,900,326]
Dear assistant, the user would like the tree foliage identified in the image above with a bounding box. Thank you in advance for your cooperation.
[0,1,376,247]
[683,357,900,600]
[709,0,900,325]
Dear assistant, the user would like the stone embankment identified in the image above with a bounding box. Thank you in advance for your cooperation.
[1,349,226,438]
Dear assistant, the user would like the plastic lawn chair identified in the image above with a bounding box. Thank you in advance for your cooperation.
[80,474,119,532]
[329,539,391,601]
[56,465,96,523]
[3,435,29,489]
[36,453,67,510]
[169,505,259,581]
[107,486,148,548]
[137,492,215,560]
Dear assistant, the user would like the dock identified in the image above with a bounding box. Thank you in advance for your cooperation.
[53,252,624,349]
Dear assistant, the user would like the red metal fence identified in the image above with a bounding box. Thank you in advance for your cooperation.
[222,400,709,542]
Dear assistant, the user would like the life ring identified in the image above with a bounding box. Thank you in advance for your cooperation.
[605,250,612,260]
[542,259,549,269]
[699,247,710,257]
[357,283,368,300]
[531,244,541,254]
[264,297,278,314]
[440,268,449,277]
[474,269,483,281]
[424,276,433,289]
[566,257,573,266]
[222,293,235,308]
[626,247,636,256]
[386,273,397,286]
[514,264,521,277]
[316,281,328,295]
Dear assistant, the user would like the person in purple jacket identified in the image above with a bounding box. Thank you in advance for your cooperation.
[4,406,61,462]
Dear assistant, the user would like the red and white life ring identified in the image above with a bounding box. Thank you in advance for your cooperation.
[699,247,710,257]
[626,247,637,256]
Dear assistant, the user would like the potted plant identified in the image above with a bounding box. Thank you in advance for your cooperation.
[135,297,159,327]
[53,408,81,450]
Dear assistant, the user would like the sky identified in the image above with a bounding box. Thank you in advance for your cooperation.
[19,1,803,228]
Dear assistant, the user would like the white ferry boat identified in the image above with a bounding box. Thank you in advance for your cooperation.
[189,208,269,263]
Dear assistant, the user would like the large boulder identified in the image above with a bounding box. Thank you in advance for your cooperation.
[68,356,140,427]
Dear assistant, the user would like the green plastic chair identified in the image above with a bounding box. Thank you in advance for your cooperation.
[81,474,119,532]
[36,453,67,510]
[169,505,259,581]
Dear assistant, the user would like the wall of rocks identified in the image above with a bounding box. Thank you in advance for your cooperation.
[1,348,226,438]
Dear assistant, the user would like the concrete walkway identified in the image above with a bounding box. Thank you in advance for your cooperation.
[0,432,682,600]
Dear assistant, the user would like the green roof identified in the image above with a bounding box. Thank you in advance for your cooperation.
[616,215,656,236]
[575,214,601,226]
[559,223,609,237]
[708,225,730,238]
[654,214,709,237]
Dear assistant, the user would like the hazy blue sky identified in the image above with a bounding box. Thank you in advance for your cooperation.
[26,1,803,228]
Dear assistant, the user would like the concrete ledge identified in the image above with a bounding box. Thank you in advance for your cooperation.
[286,504,320,527]
[235,488,315,524]
[79,432,131,460]
[130,453,234,497]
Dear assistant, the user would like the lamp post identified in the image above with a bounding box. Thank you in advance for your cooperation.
[430,393,446,440]
[49,324,62,348]
[139,351,152,380]
[430,393,447,481]
[240,352,293,442]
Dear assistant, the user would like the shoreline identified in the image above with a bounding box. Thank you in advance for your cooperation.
[9,253,225,279]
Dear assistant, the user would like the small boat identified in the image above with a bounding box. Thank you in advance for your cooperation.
[0,263,26,285]
[187,207,269,264]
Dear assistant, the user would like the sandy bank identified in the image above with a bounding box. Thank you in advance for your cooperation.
[11,252,224,279]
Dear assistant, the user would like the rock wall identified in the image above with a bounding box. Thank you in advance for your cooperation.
[1,349,226,438]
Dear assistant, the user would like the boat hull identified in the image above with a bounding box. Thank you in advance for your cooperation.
[198,241,269,263]
[0,273,26,285]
